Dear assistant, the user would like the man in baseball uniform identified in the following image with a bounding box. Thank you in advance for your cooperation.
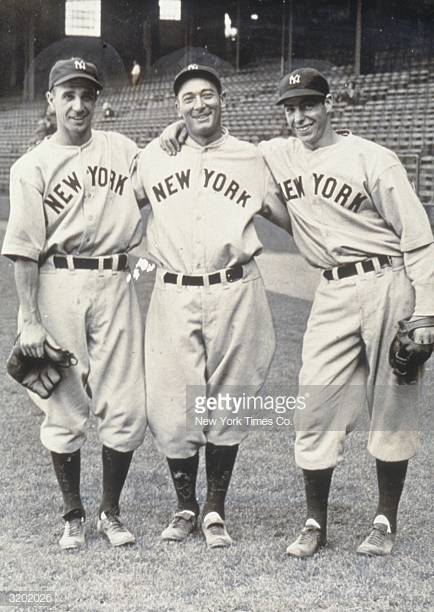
[260,68,434,557]
[2,58,147,549]
[160,67,434,557]
[132,64,289,548]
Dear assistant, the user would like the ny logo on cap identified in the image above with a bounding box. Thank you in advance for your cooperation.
[289,74,301,85]
[74,60,87,71]
[187,63,199,70]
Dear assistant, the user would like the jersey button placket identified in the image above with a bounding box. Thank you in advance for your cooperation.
[81,148,95,252]
[193,151,207,273]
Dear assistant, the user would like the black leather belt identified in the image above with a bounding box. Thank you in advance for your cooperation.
[52,254,128,271]
[164,265,243,286]
[323,255,392,281]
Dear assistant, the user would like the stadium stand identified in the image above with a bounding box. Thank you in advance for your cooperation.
[0,60,433,216]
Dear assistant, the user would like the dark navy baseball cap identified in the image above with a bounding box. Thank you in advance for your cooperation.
[173,64,222,96]
[276,67,329,105]
[49,57,103,91]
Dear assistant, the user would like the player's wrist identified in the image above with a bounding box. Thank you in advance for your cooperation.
[20,311,42,326]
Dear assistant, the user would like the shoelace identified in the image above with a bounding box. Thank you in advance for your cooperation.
[298,526,319,544]
[172,515,191,528]
[366,525,387,546]
[104,515,125,532]
[206,522,224,536]
[65,519,82,537]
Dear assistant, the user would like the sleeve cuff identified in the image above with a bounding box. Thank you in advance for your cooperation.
[413,283,434,316]
[400,236,434,253]
[1,243,40,262]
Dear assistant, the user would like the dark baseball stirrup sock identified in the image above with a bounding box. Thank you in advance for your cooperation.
[166,452,200,515]
[51,449,84,521]
[375,459,408,534]
[302,467,334,536]
[99,445,134,517]
[203,443,239,520]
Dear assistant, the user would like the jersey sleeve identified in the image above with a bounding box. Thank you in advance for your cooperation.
[260,160,292,234]
[110,131,140,162]
[258,137,288,163]
[403,243,434,316]
[371,163,434,252]
[1,162,46,261]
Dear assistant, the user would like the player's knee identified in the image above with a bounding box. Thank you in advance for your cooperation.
[295,430,345,470]
[40,428,86,455]
[154,430,203,459]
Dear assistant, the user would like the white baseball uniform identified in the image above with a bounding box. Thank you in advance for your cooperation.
[133,130,279,458]
[260,132,434,468]
[2,130,147,454]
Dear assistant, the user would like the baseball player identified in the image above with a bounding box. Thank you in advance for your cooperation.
[132,64,290,548]
[262,68,434,557]
[160,67,434,557]
[2,58,147,549]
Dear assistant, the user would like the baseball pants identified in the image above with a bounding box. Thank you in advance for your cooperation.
[295,259,420,469]
[19,259,147,454]
[145,259,276,458]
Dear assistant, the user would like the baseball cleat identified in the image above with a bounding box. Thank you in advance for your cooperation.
[286,521,327,558]
[97,511,135,547]
[357,521,395,556]
[59,517,86,550]
[161,510,197,542]
[201,511,233,549]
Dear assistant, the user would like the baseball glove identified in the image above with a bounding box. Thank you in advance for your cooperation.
[389,316,434,384]
[6,337,77,399]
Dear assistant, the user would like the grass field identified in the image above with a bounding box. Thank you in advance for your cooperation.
[0,234,433,612]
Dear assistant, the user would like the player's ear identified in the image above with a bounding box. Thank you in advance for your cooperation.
[175,96,182,118]
[220,90,226,109]
[324,93,333,114]
[46,90,54,109]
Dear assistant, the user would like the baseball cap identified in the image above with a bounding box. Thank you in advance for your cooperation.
[276,67,329,105]
[173,64,222,96]
[49,57,103,91]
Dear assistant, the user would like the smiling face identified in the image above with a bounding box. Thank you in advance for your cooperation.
[283,94,334,150]
[176,77,225,146]
[46,78,97,146]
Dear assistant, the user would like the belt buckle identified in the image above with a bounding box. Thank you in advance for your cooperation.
[226,267,236,282]
[226,266,242,283]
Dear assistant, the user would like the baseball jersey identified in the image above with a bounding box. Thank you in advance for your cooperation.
[132,130,281,274]
[2,131,143,263]
[259,133,434,269]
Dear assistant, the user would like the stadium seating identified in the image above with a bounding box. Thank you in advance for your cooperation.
[0,60,433,210]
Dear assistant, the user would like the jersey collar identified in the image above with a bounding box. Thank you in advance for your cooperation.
[47,130,95,149]
[185,127,229,150]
